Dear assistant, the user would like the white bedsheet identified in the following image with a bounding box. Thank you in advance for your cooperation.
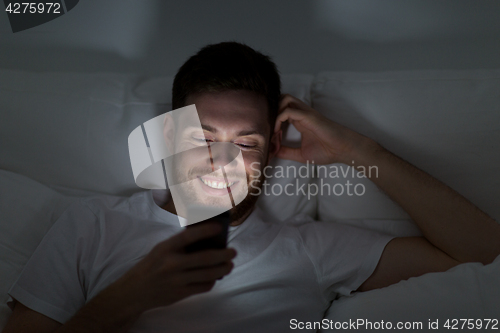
[1,170,499,331]
[322,255,500,332]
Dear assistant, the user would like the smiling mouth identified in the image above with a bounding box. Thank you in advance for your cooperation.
[199,176,236,189]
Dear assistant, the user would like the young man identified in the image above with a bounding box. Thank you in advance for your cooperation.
[4,42,500,333]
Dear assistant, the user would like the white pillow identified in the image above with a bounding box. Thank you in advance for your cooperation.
[0,170,76,329]
[0,71,171,196]
[320,254,500,332]
[257,74,317,220]
[0,70,316,221]
[0,70,316,218]
[312,70,500,234]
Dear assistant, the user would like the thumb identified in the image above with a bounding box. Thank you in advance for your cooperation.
[276,145,306,163]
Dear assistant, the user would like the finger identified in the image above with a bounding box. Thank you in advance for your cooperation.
[276,145,306,163]
[274,107,307,133]
[279,94,294,112]
[279,94,309,113]
[279,95,296,114]
[181,248,237,269]
[158,223,223,251]
[182,261,234,283]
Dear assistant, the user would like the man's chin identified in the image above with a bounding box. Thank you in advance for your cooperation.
[172,173,264,225]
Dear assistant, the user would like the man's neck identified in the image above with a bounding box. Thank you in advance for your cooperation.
[162,197,178,216]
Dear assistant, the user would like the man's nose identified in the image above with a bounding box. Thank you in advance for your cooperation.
[209,142,240,169]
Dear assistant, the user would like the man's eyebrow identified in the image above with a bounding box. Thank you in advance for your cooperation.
[235,129,264,137]
[201,124,218,133]
[201,124,265,138]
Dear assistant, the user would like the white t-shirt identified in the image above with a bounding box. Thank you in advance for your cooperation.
[8,190,394,332]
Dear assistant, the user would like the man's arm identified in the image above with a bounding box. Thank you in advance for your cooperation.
[275,94,500,291]
[352,145,500,266]
[353,145,500,291]
[2,303,61,333]
[3,222,236,333]
[357,237,461,291]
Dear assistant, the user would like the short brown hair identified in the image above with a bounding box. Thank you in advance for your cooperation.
[172,41,281,126]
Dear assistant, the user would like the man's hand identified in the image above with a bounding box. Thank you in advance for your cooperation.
[275,94,378,165]
[65,222,236,332]
[115,222,236,312]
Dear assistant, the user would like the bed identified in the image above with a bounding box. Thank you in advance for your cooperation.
[1,68,499,331]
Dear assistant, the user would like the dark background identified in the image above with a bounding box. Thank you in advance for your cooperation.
[1,0,499,75]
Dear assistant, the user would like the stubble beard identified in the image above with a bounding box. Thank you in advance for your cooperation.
[172,160,266,224]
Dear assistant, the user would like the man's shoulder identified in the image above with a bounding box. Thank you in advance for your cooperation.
[52,191,153,235]
[79,191,149,216]
[61,191,172,250]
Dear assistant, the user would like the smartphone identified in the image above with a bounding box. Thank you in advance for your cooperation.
[185,210,230,253]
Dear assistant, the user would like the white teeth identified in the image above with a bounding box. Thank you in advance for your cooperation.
[200,177,235,189]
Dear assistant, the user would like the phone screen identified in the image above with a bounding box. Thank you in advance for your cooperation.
[185,211,230,253]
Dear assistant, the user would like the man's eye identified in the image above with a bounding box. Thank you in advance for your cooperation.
[236,143,256,149]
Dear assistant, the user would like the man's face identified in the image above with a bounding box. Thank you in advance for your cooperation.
[168,90,280,225]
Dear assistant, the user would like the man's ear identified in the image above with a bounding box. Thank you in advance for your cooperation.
[267,129,282,162]
[163,113,175,155]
